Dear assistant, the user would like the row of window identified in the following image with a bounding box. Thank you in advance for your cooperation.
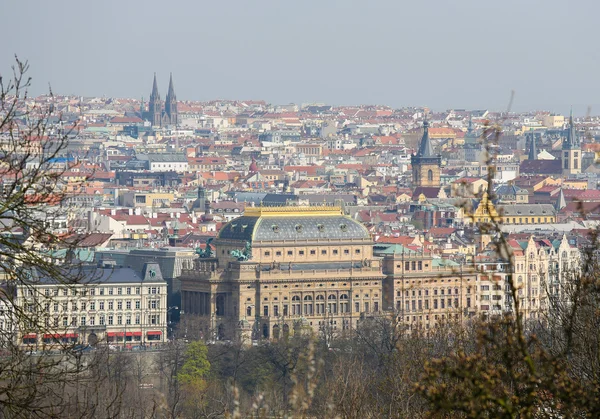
[33,286,163,298]
[263,248,361,257]
[35,299,161,313]
[400,298,464,312]
[504,217,553,224]
[47,313,162,327]
[250,300,380,318]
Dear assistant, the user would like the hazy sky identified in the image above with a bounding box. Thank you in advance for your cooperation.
[2,0,599,114]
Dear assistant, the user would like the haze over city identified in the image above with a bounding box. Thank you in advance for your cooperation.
[2,0,600,113]
[3,1,600,417]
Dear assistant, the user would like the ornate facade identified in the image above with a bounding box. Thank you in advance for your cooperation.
[146,73,178,127]
[179,207,580,342]
[180,206,385,341]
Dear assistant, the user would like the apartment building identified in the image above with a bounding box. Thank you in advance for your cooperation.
[16,261,168,348]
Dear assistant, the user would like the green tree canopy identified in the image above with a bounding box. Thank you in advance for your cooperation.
[178,341,211,385]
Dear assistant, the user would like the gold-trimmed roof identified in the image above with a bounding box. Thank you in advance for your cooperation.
[243,205,343,217]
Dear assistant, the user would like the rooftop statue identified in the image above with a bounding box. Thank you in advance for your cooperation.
[195,238,214,258]
[230,241,253,261]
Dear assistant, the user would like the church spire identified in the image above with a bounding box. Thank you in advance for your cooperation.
[417,119,435,158]
[556,187,566,210]
[151,73,160,99]
[563,107,577,150]
[164,73,178,126]
[149,73,162,126]
[527,128,537,160]
[167,73,176,100]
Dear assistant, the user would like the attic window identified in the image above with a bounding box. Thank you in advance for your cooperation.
[295,224,303,233]
[317,224,325,232]
[272,225,280,233]
[340,223,348,232]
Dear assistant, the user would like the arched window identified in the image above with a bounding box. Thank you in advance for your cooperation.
[273,324,280,340]
[327,295,337,314]
[303,295,313,315]
[316,295,325,314]
[292,296,301,315]
[427,169,433,182]
[246,306,252,317]
[262,323,269,339]
[339,294,349,313]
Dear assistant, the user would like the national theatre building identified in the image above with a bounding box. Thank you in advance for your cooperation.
[180,206,386,341]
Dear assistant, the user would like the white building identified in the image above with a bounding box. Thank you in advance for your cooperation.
[16,261,168,348]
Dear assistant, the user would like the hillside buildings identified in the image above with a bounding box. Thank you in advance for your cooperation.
[5,88,596,348]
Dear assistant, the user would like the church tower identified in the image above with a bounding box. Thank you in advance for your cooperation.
[411,120,442,187]
[148,73,162,127]
[165,73,178,126]
[562,111,581,176]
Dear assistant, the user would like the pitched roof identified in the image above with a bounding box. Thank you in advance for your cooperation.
[519,160,562,175]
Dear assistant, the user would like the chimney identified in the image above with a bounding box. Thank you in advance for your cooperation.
[110,208,116,216]
[176,212,180,218]
[128,208,133,215]
[135,207,141,216]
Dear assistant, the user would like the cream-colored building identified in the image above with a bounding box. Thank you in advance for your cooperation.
[16,262,168,348]
[375,245,478,330]
[543,115,565,129]
[180,206,385,341]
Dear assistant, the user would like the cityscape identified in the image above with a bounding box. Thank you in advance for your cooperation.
[2,0,600,417]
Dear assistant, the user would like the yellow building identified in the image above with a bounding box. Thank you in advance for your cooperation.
[464,193,556,225]
[375,245,478,330]
[180,206,385,341]
[542,115,565,129]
